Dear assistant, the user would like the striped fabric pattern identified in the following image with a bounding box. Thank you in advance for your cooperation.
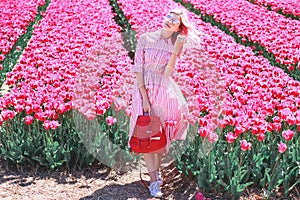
[129,29,189,151]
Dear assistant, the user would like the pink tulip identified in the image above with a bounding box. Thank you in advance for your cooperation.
[1,110,16,120]
[207,133,218,143]
[240,140,251,151]
[273,123,282,132]
[234,124,245,135]
[226,132,237,143]
[43,120,60,130]
[24,116,34,125]
[286,115,296,126]
[49,120,60,129]
[282,130,294,141]
[278,142,287,153]
[0,1,42,60]
[34,112,47,121]
[57,104,66,114]
[43,120,51,130]
[15,104,24,112]
[195,192,205,200]
[106,116,116,126]
[25,105,33,114]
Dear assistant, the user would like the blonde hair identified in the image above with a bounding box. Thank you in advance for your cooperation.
[169,8,201,46]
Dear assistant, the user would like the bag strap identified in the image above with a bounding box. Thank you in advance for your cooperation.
[144,75,165,114]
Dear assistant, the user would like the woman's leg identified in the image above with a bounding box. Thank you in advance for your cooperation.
[154,153,163,172]
[143,153,157,182]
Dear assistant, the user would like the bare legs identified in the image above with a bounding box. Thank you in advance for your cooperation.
[143,153,163,182]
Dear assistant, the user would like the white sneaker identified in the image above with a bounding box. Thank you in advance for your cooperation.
[149,181,163,198]
[156,171,163,185]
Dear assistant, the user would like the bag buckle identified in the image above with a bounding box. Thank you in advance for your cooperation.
[151,136,161,140]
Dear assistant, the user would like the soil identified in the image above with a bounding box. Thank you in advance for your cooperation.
[0,159,199,200]
[0,159,299,200]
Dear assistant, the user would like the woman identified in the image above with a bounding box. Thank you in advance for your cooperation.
[129,8,200,197]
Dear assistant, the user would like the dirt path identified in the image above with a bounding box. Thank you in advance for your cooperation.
[0,160,198,200]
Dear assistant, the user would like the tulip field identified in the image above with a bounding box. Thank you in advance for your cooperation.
[0,0,299,199]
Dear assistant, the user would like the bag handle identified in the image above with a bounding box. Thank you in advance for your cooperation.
[143,111,150,116]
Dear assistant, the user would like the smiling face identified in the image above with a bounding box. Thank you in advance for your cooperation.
[163,12,181,32]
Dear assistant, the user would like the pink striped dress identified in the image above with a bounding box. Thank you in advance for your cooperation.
[129,29,189,152]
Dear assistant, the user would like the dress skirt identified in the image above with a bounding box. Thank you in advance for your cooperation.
[129,70,189,152]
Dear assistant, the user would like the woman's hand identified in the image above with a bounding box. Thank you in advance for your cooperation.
[164,66,174,76]
[142,97,151,113]
[173,34,187,54]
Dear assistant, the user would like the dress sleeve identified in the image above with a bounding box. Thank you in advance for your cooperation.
[131,34,146,73]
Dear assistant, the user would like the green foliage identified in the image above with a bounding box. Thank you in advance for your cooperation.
[0,111,88,170]
[0,107,135,171]
[176,125,300,199]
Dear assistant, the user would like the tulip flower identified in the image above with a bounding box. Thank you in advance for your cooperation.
[207,133,218,143]
[226,132,237,143]
[1,110,16,120]
[256,133,265,142]
[278,142,287,153]
[0,1,43,61]
[240,140,251,151]
[24,116,34,125]
[106,116,117,126]
[198,127,209,138]
[282,130,294,141]
[195,192,206,200]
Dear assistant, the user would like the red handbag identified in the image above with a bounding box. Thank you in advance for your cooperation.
[130,112,166,153]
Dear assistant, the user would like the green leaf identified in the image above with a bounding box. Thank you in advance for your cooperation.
[217,180,228,189]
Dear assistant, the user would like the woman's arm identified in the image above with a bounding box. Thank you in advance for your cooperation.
[132,34,151,112]
[164,35,186,76]
[132,34,147,99]
[136,72,148,100]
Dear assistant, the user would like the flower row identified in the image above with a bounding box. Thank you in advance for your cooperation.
[117,0,299,148]
[250,0,300,17]
[187,0,300,68]
[0,0,45,65]
[185,4,300,141]
[0,0,132,129]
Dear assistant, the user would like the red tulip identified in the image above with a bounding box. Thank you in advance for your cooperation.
[256,133,265,142]
[198,127,208,138]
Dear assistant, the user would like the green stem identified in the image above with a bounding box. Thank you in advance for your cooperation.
[270,154,281,186]
[227,143,232,180]
[238,151,243,174]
